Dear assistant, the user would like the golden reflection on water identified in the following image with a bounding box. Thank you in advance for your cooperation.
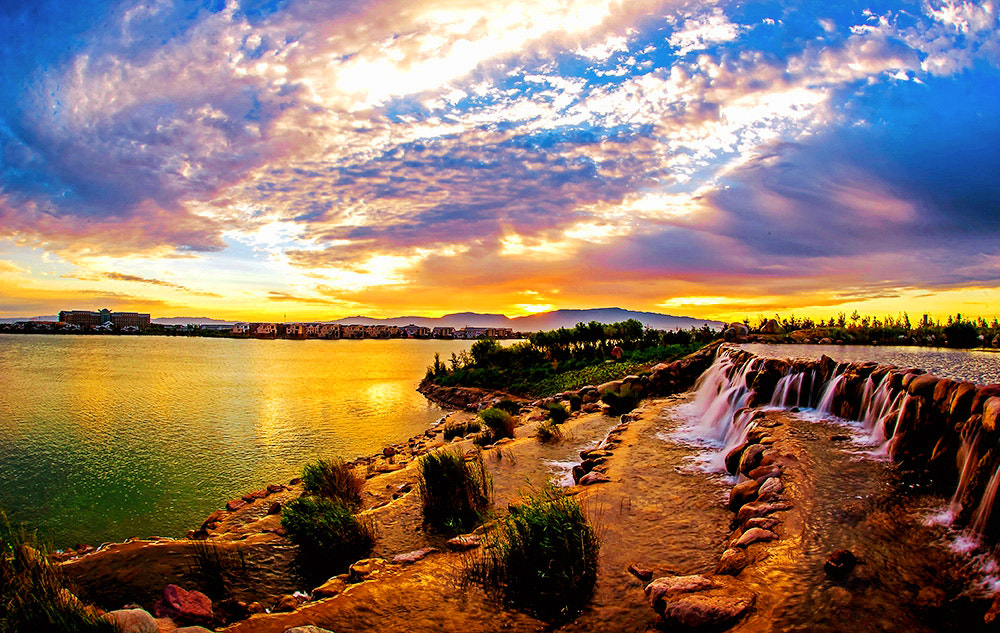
[0,335,476,546]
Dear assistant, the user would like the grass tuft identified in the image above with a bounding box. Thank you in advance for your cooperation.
[417,449,492,534]
[545,402,570,424]
[301,458,365,509]
[467,486,600,622]
[0,514,117,633]
[601,383,640,415]
[535,420,562,443]
[280,497,375,575]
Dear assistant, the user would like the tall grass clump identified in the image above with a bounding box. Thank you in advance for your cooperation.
[493,399,522,415]
[443,418,481,441]
[281,497,375,574]
[301,458,364,509]
[476,407,517,445]
[602,384,640,415]
[567,394,582,412]
[0,515,117,633]
[417,449,492,533]
[468,486,600,622]
[535,420,562,444]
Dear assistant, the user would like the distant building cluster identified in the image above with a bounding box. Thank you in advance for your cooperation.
[56,308,151,332]
[228,322,515,340]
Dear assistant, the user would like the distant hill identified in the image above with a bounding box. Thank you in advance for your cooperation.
[0,315,58,323]
[152,317,237,326]
[334,308,722,332]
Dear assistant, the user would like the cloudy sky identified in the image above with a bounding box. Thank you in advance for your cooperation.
[1,0,997,321]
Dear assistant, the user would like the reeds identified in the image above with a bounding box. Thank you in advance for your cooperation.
[280,497,375,573]
[301,458,365,509]
[417,449,492,533]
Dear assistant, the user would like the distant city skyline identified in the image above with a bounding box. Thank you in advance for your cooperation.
[1,1,998,322]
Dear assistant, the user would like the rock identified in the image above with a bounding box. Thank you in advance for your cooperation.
[906,374,939,399]
[724,443,748,474]
[724,323,750,341]
[383,446,397,458]
[824,549,857,578]
[627,562,654,581]
[246,602,265,615]
[153,585,213,626]
[267,483,285,493]
[272,594,300,613]
[736,501,791,524]
[983,397,1000,433]
[744,516,779,531]
[285,626,336,633]
[267,501,282,515]
[226,499,246,512]
[174,628,215,633]
[748,465,781,481]
[715,548,749,576]
[985,594,1000,624]
[446,535,480,551]
[757,477,784,500]
[106,608,157,633]
[214,598,249,624]
[738,444,767,476]
[645,575,756,629]
[392,547,437,565]
[728,479,760,511]
[734,527,778,547]
[312,577,347,600]
[348,558,387,582]
[760,319,782,334]
[579,471,612,485]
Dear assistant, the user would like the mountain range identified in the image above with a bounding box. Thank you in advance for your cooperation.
[2,308,724,331]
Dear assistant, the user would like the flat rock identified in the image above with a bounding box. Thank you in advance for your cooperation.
[645,575,756,629]
[153,585,213,626]
[627,562,654,581]
[106,608,157,633]
[311,577,347,600]
[736,501,791,524]
[392,547,437,565]
[446,534,480,551]
[757,477,784,500]
[734,527,778,547]
[285,627,336,633]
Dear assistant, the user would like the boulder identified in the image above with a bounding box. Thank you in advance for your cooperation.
[645,575,756,629]
[734,527,778,547]
[272,594,300,613]
[728,480,760,511]
[738,444,767,476]
[757,477,784,500]
[349,558,387,582]
[760,319,782,334]
[715,548,749,576]
[950,382,977,420]
[824,549,857,578]
[106,609,157,633]
[285,627,336,633]
[312,577,347,599]
[744,516,779,531]
[225,499,246,512]
[153,585,213,627]
[724,443,748,475]
[724,323,750,341]
[627,562,654,581]
[579,471,611,486]
[906,374,939,399]
[982,397,1000,433]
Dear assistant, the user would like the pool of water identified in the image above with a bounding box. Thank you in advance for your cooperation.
[0,335,477,547]
[738,343,1000,384]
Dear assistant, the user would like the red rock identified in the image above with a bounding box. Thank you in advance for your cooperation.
[728,480,760,511]
[391,547,437,565]
[824,549,857,578]
[446,535,480,551]
[645,575,756,628]
[153,585,213,626]
[628,562,654,581]
[736,501,790,524]
[982,397,1000,433]
[579,471,611,485]
[225,499,246,512]
[716,548,749,576]
[734,527,778,547]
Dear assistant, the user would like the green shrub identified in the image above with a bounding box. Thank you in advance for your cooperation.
[301,458,365,509]
[535,420,562,443]
[545,402,570,424]
[479,407,516,440]
[468,486,600,622]
[443,419,482,441]
[602,384,640,415]
[281,497,375,573]
[0,516,117,633]
[567,394,582,411]
[493,399,522,415]
[417,449,492,533]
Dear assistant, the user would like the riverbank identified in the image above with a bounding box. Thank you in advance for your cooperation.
[13,342,1000,632]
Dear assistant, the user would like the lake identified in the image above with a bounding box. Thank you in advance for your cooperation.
[0,335,476,547]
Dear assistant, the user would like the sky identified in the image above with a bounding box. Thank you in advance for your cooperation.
[0,0,998,322]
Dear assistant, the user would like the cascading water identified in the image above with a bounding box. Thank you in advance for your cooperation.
[770,372,807,408]
[971,465,1000,538]
[815,373,846,416]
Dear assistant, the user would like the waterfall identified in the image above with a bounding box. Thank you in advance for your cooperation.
[815,374,846,416]
[948,430,981,521]
[971,465,1000,537]
[770,372,806,408]
[861,374,895,431]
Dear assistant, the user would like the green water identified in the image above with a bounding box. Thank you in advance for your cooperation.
[0,334,473,547]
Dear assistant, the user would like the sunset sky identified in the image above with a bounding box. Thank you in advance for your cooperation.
[1,0,998,322]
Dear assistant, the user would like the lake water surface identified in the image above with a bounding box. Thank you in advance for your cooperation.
[0,335,474,547]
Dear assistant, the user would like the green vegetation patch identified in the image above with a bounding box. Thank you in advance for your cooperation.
[468,486,600,622]
[417,449,493,534]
